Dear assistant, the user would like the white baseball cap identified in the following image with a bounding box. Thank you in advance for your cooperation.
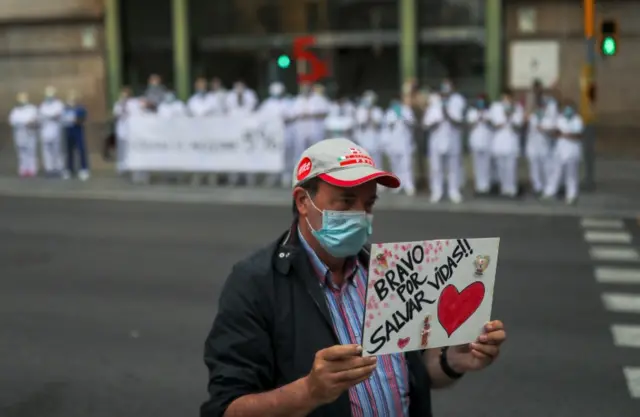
[292,138,400,189]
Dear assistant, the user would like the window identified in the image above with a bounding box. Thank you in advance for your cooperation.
[418,0,485,27]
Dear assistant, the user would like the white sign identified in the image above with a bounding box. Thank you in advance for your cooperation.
[126,115,284,173]
[517,7,537,33]
[81,27,97,49]
[361,238,500,357]
[509,40,559,89]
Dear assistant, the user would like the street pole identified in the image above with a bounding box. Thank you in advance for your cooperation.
[581,0,596,191]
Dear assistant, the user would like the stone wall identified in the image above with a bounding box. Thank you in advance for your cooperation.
[0,0,107,149]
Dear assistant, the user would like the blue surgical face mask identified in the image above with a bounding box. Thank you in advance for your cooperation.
[391,101,402,117]
[305,193,373,258]
[476,99,485,109]
[563,106,574,118]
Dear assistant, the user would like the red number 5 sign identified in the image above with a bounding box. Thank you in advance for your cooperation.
[293,36,329,83]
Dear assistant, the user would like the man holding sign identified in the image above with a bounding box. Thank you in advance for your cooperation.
[201,138,507,417]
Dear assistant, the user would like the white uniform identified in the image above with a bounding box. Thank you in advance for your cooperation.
[257,94,289,186]
[281,97,298,186]
[383,105,416,195]
[466,107,493,193]
[226,89,258,185]
[158,100,187,117]
[423,93,465,202]
[489,101,524,197]
[9,104,39,176]
[113,97,147,173]
[225,89,258,114]
[38,98,65,173]
[188,92,215,116]
[309,93,330,144]
[544,112,584,203]
[206,90,227,114]
[292,94,315,150]
[325,101,356,141]
[356,105,384,168]
[525,110,555,193]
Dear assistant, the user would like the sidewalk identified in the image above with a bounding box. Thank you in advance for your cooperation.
[0,152,638,218]
[0,171,638,219]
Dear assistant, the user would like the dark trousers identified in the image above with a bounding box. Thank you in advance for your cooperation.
[66,132,89,173]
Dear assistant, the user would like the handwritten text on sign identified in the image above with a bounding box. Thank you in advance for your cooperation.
[361,238,500,357]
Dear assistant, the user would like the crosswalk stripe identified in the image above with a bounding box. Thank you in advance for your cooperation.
[624,367,640,398]
[581,218,624,228]
[584,231,632,244]
[589,246,640,262]
[595,267,640,284]
[602,293,640,313]
[611,324,640,348]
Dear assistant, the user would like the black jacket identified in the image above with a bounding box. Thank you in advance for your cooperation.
[201,223,433,417]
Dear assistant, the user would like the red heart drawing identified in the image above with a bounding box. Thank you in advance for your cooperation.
[397,337,410,349]
[437,282,486,337]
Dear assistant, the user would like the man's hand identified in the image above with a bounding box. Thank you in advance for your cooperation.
[304,344,377,406]
[448,320,506,373]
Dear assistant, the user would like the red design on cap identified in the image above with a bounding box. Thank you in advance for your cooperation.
[297,157,312,181]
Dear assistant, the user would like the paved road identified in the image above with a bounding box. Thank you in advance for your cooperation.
[0,197,637,417]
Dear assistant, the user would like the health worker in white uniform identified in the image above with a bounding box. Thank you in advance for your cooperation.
[124,96,154,184]
[112,86,134,174]
[489,88,524,198]
[257,82,289,187]
[188,78,221,185]
[293,83,316,150]
[543,101,584,205]
[355,91,384,168]
[188,78,215,117]
[38,86,66,175]
[423,80,466,203]
[325,95,356,140]
[280,94,298,188]
[383,99,416,196]
[158,92,187,117]
[525,100,555,195]
[466,95,493,195]
[9,92,39,177]
[309,84,330,144]
[207,77,227,114]
[226,81,258,186]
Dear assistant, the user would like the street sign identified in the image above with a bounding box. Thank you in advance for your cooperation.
[509,40,559,88]
[292,36,328,83]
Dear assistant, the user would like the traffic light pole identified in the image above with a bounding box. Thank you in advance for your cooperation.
[581,0,596,191]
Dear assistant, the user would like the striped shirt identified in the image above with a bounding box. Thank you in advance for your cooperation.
[298,229,410,417]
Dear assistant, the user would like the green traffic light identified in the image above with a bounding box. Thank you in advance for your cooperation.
[277,55,291,68]
[602,36,616,55]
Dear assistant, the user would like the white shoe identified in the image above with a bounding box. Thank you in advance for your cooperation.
[566,196,577,205]
[78,170,90,181]
[430,194,442,204]
[406,188,416,197]
[61,171,71,180]
[449,193,463,204]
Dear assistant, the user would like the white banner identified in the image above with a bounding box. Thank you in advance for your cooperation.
[125,114,285,173]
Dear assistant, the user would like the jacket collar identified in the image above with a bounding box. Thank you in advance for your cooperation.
[273,220,371,335]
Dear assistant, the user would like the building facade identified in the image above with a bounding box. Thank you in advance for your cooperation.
[0,0,637,154]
